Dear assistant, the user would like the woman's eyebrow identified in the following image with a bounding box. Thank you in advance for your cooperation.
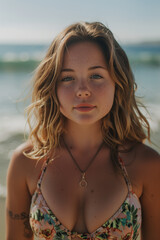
[88,65,108,70]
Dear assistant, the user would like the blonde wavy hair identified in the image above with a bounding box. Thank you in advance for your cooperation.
[25,21,150,161]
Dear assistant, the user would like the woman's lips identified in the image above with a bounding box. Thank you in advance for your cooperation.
[74,104,96,112]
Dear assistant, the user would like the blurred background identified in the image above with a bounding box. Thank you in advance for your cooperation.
[0,0,160,238]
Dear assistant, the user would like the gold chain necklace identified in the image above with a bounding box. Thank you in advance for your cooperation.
[63,138,104,188]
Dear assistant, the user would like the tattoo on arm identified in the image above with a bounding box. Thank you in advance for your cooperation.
[7,209,33,238]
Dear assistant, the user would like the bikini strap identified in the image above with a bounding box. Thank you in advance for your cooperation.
[37,157,50,189]
[118,156,133,193]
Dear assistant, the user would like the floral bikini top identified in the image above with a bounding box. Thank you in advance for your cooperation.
[29,157,142,240]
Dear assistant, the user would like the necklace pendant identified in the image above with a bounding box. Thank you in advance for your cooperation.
[79,173,87,188]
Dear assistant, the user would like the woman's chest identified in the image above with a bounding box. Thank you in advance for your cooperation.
[31,159,131,232]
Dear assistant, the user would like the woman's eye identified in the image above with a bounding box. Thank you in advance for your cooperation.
[61,76,74,82]
[90,74,102,79]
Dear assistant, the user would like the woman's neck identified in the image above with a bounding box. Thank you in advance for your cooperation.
[62,120,103,152]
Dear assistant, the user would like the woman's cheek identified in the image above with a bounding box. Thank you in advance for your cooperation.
[57,85,73,104]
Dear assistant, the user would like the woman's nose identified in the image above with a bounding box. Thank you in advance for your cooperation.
[76,87,91,98]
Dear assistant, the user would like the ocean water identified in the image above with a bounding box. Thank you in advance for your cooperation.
[0,43,160,200]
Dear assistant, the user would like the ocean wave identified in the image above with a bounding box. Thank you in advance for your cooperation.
[129,54,160,66]
[123,43,160,66]
[0,46,45,71]
[2,51,43,62]
[0,49,160,72]
[0,56,160,72]
[0,59,40,71]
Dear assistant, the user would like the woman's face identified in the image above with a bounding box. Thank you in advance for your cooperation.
[57,41,115,126]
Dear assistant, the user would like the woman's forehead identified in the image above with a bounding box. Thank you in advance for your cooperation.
[62,41,108,69]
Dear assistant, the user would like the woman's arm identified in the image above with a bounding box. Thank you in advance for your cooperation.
[6,147,33,240]
[140,148,160,240]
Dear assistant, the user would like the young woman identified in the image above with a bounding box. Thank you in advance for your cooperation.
[6,22,160,240]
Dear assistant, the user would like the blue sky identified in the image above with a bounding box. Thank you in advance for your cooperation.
[0,0,160,44]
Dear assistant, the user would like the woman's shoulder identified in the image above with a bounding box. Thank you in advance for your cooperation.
[129,143,160,190]
[123,142,160,167]
[9,141,43,181]
[8,141,46,195]
[135,144,160,228]
[10,141,34,169]
[135,143,160,168]
[121,142,160,196]
[137,143,160,181]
